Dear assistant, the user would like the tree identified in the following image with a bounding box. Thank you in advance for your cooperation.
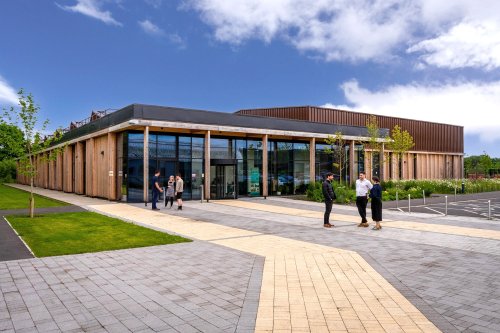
[386,125,415,179]
[3,89,63,217]
[325,131,347,184]
[364,115,383,177]
[0,123,25,160]
[478,151,493,177]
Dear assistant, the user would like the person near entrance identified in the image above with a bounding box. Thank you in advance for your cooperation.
[175,173,184,210]
[322,172,336,228]
[165,175,175,208]
[356,172,373,227]
[151,170,163,211]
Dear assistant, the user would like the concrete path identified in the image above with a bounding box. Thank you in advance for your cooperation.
[4,184,500,332]
[0,217,33,262]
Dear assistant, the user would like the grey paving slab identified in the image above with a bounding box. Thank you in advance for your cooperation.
[164,198,500,333]
[0,242,263,333]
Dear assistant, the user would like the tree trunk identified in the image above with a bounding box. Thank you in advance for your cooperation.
[30,176,35,218]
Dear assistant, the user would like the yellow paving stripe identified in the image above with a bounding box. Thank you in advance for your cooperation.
[213,200,373,223]
[385,221,500,241]
[215,200,500,241]
[89,203,440,333]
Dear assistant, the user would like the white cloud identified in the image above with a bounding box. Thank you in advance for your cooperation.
[186,0,414,62]
[144,0,162,8]
[186,0,500,67]
[408,20,500,70]
[0,76,18,106]
[138,19,165,36]
[328,79,500,144]
[57,0,122,26]
[138,20,186,48]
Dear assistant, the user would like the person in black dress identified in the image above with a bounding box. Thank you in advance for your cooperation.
[370,176,383,230]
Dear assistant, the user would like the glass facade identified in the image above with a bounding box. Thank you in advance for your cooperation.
[372,152,381,177]
[268,141,310,195]
[124,132,204,202]
[315,143,350,183]
[124,132,367,200]
[209,137,263,199]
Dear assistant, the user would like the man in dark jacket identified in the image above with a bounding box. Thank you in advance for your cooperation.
[322,172,336,228]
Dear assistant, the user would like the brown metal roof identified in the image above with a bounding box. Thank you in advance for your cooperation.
[236,106,464,153]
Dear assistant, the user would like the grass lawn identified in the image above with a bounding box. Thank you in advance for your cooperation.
[7,211,191,257]
[0,184,69,210]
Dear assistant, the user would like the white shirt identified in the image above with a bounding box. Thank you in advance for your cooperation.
[356,179,373,197]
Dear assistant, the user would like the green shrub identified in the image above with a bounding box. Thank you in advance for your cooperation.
[0,159,16,183]
[306,181,356,204]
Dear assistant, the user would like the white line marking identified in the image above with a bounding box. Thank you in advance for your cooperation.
[424,207,445,215]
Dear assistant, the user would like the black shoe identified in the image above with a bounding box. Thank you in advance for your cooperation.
[152,208,160,211]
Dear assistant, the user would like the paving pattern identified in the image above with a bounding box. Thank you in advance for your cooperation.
[3,184,500,332]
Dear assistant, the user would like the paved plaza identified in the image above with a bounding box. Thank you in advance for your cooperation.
[2,185,500,332]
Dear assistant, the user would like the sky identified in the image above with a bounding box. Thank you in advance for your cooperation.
[0,0,499,157]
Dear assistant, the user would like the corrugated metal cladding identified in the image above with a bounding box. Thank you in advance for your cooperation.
[237,106,463,153]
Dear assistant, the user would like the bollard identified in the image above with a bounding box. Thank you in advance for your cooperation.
[423,190,426,205]
[408,194,411,213]
[396,191,399,209]
[445,196,448,216]
[454,187,457,201]
[200,185,204,203]
[461,182,465,194]
[488,200,492,220]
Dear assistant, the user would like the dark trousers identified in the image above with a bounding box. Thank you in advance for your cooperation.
[324,200,333,225]
[152,190,159,209]
[165,196,174,207]
[356,196,368,222]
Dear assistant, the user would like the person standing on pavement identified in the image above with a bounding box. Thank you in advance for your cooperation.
[151,170,163,211]
[165,175,175,208]
[356,172,373,227]
[369,176,383,230]
[322,172,336,228]
[175,173,184,210]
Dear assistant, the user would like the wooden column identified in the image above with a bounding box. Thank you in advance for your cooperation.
[380,143,385,181]
[401,153,407,180]
[108,132,117,200]
[48,156,55,189]
[364,151,371,179]
[56,151,63,190]
[143,126,149,203]
[309,137,315,184]
[64,145,74,193]
[460,155,464,179]
[349,140,355,185]
[43,153,49,189]
[204,131,211,200]
[262,134,269,197]
[85,138,94,196]
[75,142,84,194]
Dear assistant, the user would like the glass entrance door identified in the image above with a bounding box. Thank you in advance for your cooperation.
[210,164,237,199]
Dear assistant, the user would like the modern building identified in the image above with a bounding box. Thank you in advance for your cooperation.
[17,104,464,202]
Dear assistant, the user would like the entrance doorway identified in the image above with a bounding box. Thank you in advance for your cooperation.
[210,164,237,199]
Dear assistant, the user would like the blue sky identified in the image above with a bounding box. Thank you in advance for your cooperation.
[1,0,499,157]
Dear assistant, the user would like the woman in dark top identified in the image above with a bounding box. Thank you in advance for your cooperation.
[370,176,383,230]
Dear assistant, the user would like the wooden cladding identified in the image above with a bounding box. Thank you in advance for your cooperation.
[237,106,464,153]
[17,133,119,201]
